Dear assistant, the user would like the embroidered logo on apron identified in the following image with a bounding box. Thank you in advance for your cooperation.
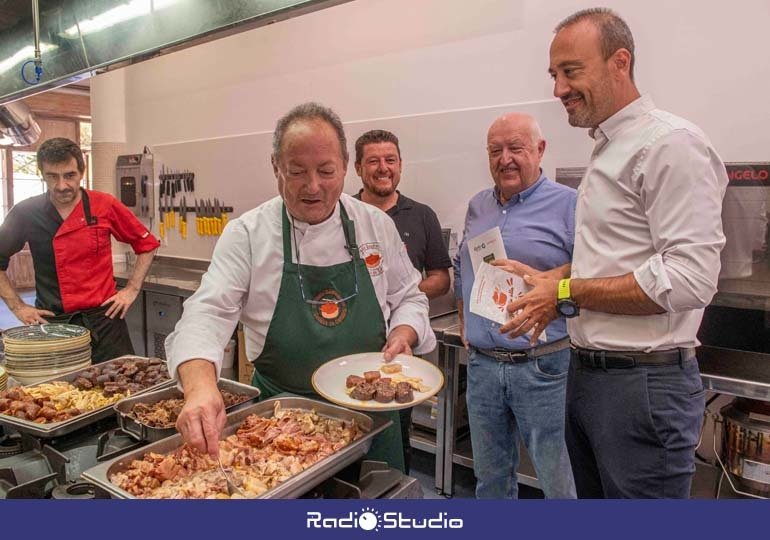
[359,242,384,276]
[312,288,349,327]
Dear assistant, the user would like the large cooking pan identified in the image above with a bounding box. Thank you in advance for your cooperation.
[720,398,770,495]
[82,396,391,499]
[0,356,174,438]
[114,379,260,442]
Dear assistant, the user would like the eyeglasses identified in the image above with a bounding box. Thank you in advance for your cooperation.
[292,219,359,306]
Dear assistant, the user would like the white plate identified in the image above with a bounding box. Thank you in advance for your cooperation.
[312,352,444,412]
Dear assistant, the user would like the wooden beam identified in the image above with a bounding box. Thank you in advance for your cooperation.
[23,92,90,120]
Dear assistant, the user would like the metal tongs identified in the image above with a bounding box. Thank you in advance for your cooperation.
[216,455,246,498]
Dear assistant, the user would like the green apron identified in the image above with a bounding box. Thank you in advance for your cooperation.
[251,202,404,472]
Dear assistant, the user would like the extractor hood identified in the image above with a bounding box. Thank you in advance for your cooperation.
[0,100,41,146]
[0,0,353,105]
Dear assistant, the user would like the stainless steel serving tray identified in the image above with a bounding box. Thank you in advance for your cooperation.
[0,355,174,439]
[114,379,261,442]
[82,396,391,499]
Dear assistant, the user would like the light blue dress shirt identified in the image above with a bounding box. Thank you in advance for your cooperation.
[454,173,576,350]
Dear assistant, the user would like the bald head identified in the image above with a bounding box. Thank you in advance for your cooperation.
[488,113,543,144]
[486,113,546,202]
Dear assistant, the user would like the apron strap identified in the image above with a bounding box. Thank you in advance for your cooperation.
[80,188,97,225]
[281,202,359,264]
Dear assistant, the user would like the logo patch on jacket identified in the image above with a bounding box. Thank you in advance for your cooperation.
[359,242,383,276]
[312,289,348,327]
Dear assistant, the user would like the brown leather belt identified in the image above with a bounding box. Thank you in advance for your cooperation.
[571,346,696,369]
[474,338,570,364]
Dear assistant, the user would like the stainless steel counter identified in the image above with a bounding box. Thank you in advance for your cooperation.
[113,257,208,298]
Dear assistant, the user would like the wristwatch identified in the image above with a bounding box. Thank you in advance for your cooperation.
[556,278,580,318]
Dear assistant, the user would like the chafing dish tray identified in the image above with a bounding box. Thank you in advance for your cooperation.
[114,379,261,442]
[82,396,391,499]
[0,356,174,438]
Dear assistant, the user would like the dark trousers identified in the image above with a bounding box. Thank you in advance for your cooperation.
[565,355,705,498]
[49,305,135,364]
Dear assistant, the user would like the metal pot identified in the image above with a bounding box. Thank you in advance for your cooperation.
[721,398,770,495]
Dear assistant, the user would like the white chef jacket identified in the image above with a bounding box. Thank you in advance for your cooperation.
[166,193,435,379]
[568,95,729,351]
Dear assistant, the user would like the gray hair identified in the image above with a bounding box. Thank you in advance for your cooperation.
[272,102,349,163]
[555,7,636,81]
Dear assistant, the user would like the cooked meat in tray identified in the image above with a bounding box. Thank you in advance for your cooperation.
[82,397,390,499]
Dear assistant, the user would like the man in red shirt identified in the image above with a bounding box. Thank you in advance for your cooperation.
[0,137,160,362]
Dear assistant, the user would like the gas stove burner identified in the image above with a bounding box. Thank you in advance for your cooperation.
[51,481,112,500]
[0,433,23,457]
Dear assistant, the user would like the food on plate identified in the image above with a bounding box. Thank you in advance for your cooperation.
[374,380,395,403]
[390,373,431,393]
[344,364,426,404]
[349,381,376,401]
[110,402,363,498]
[380,362,403,374]
[395,382,414,403]
[345,374,365,388]
[128,391,251,429]
[0,358,169,424]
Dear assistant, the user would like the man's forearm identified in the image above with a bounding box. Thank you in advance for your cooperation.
[419,269,450,299]
[125,250,156,291]
[0,270,24,311]
[541,263,571,280]
[177,358,218,392]
[572,272,665,315]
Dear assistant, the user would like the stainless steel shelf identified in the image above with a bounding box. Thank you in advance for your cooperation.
[410,431,437,455]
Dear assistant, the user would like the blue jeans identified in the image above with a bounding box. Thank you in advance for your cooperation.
[466,348,576,499]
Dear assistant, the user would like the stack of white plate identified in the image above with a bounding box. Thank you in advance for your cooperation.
[2,324,92,385]
[0,365,7,392]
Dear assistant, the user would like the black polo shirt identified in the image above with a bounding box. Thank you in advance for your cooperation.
[354,190,452,273]
[0,194,65,312]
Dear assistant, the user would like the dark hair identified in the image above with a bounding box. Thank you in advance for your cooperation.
[36,137,86,173]
[272,102,348,163]
[354,129,401,165]
[555,7,636,81]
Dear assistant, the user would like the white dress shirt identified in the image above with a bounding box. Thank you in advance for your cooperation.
[568,95,729,351]
[166,193,435,379]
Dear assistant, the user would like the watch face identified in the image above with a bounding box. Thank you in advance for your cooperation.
[558,301,579,318]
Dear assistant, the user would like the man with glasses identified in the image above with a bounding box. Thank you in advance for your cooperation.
[166,103,435,471]
[454,112,576,498]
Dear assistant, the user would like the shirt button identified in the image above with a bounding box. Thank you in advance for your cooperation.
[502,210,507,214]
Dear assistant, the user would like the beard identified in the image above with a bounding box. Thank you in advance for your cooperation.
[364,179,396,198]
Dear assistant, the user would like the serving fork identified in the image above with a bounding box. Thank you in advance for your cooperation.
[216,455,246,498]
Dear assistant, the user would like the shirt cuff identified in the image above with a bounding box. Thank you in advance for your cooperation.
[633,253,673,311]
[389,311,437,355]
[165,331,223,383]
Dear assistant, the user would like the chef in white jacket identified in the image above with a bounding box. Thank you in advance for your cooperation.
[165,102,435,471]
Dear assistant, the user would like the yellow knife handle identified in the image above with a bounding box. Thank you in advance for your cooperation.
[159,221,165,240]
[221,213,228,229]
